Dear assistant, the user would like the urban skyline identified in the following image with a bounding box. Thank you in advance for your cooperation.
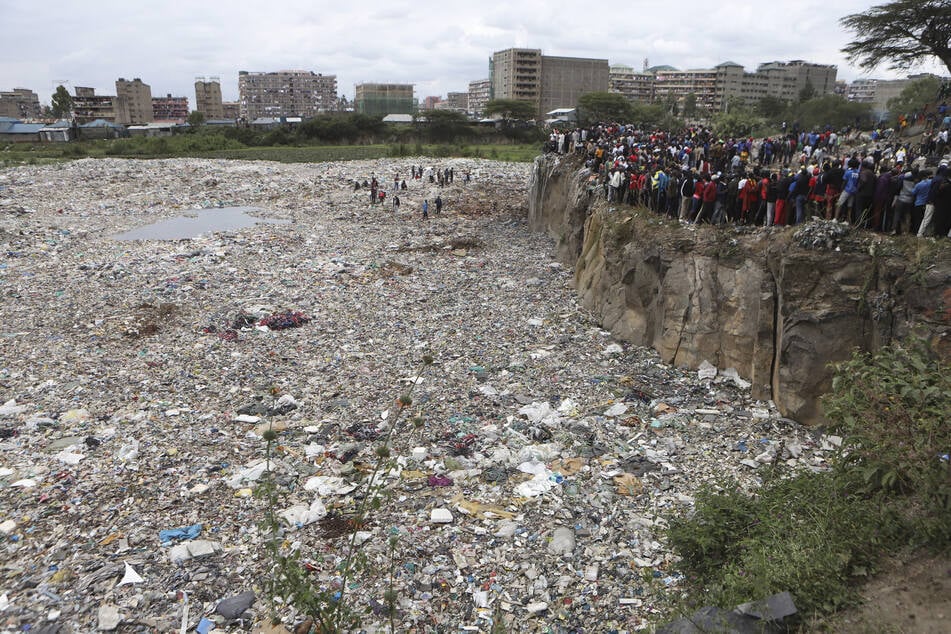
[2,0,948,110]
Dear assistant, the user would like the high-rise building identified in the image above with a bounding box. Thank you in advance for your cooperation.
[422,95,442,110]
[609,65,654,102]
[755,60,837,102]
[467,79,490,116]
[354,83,414,115]
[195,77,224,119]
[72,87,119,123]
[653,68,718,112]
[490,48,608,117]
[0,88,41,119]
[152,94,189,122]
[238,70,338,120]
[490,48,542,109]
[115,78,153,125]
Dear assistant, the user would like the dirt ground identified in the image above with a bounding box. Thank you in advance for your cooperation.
[817,553,951,633]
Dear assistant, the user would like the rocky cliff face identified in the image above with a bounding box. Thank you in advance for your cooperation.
[528,154,951,425]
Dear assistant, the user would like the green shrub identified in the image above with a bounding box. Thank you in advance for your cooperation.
[666,340,951,620]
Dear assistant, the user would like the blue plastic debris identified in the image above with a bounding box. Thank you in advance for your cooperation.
[158,523,203,545]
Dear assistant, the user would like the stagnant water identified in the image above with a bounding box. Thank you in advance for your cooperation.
[112,207,291,240]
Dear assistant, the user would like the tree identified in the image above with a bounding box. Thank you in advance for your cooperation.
[786,95,874,130]
[755,95,787,120]
[50,85,73,120]
[887,75,943,119]
[484,99,537,123]
[841,0,951,76]
[187,110,206,127]
[421,110,471,142]
[798,80,816,103]
[576,91,633,124]
[683,93,698,119]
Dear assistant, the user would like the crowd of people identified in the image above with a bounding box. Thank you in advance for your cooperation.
[352,163,470,219]
[546,120,951,238]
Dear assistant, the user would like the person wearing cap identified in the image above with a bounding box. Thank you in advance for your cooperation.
[891,167,918,234]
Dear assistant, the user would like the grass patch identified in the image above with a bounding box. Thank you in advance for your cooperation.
[2,139,540,166]
[665,339,951,622]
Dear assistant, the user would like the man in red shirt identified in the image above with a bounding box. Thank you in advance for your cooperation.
[697,174,718,223]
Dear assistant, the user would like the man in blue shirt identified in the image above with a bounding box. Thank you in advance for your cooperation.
[836,158,861,222]
[911,171,933,235]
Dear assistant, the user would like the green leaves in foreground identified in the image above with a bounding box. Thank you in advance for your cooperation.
[667,339,950,617]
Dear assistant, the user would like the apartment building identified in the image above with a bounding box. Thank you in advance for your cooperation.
[115,78,153,125]
[490,48,608,117]
[354,83,414,116]
[0,88,41,119]
[222,102,240,120]
[72,87,118,123]
[195,77,224,119]
[467,78,490,116]
[440,92,469,113]
[490,48,542,111]
[653,68,718,111]
[238,70,338,120]
[609,65,654,102]
[847,73,942,116]
[152,94,189,122]
[755,60,837,101]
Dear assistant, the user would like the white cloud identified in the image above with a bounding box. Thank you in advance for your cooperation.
[1,0,947,108]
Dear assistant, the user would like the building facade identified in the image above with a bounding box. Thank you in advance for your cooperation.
[72,87,118,123]
[115,78,153,125]
[847,74,942,117]
[490,48,608,117]
[195,77,224,119]
[0,88,42,119]
[653,68,718,112]
[222,102,240,120]
[152,94,189,122]
[238,70,338,120]
[490,48,542,111]
[467,78,490,116]
[354,83,414,116]
[609,65,654,102]
[439,92,469,113]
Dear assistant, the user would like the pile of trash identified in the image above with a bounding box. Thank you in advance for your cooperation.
[792,217,854,250]
[0,157,836,633]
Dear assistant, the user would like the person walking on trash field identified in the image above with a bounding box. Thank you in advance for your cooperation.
[422,199,429,219]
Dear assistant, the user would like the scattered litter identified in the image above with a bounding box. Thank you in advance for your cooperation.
[0,157,823,632]
[117,562,144,586]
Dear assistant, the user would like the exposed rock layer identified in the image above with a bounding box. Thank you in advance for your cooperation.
[528,154,951,424]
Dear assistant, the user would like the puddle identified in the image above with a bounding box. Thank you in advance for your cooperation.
[112,207,291,240]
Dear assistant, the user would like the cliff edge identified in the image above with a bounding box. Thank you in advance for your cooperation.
[528,154,951,424]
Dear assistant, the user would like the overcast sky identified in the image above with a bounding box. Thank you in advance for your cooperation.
[2,0,947,108]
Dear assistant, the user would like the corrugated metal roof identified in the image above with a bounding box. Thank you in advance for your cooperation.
[2,123,44,134]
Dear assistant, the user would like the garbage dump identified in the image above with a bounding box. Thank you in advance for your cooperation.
[0,157,837,632]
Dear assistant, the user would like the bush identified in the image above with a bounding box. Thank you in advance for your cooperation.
[667,339,951,619]
[823,339,951,537]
